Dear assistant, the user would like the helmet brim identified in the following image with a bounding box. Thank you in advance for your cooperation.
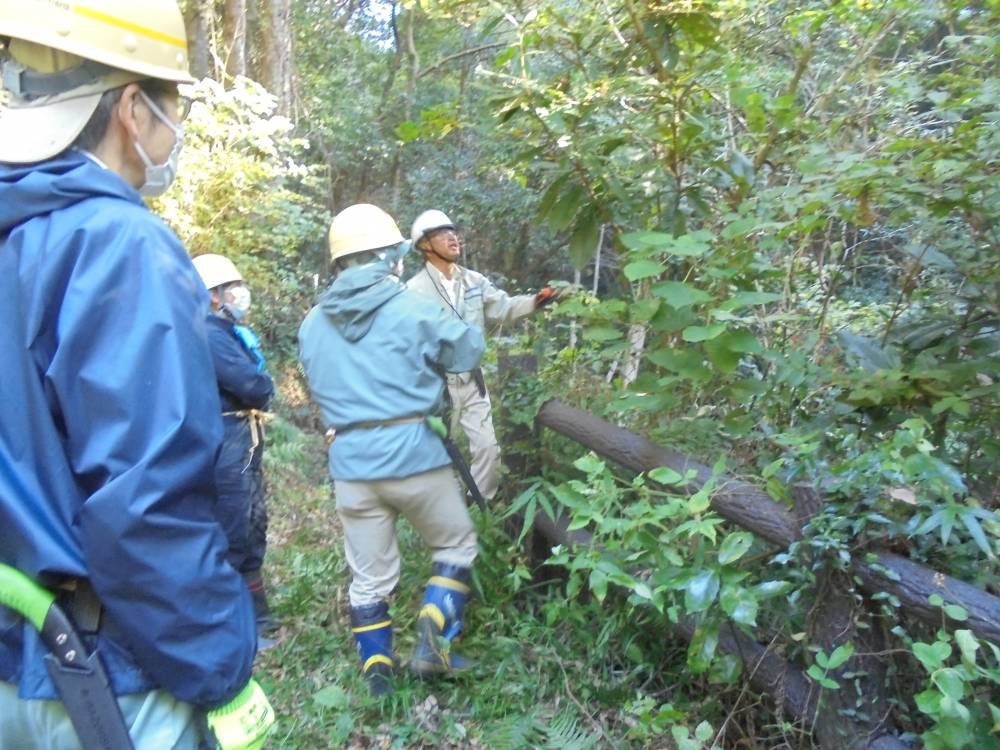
[0,89,103,164]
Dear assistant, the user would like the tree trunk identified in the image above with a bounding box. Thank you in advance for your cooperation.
[182,0,210,79]
[223,0,248,82]
[535,398,1000,646]
[259,0,294,116]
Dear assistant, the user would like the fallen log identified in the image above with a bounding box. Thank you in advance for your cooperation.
[530,509,816,721]
[530,508,909,749]
[536,399,1000,647]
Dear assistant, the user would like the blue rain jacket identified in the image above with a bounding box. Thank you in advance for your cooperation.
[298,260,485,481]
[206,314,273,572]
[206,315,274,414]
[0,152,255,707]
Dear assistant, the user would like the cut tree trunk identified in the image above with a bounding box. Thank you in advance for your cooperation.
[535,399,1000,646]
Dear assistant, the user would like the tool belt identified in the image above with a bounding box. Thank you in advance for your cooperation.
[333,415,427,442]
[221,408,272,455]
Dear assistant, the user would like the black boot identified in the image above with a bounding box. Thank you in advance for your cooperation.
[351,600,395,696]
[411,562,474,676]
[243,570,279,633]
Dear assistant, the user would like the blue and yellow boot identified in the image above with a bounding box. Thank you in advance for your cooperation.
[351,600,395,696]
[411,562,474,676]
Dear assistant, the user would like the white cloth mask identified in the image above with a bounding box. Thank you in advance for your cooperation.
[225,285,252,320]
[133,89,184,198]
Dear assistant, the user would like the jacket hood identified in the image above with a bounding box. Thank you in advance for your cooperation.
[319,261,405,342]
[0,151,142,234]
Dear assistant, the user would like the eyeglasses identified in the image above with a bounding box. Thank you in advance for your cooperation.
[139,83,193,123]
[176,95,193,122]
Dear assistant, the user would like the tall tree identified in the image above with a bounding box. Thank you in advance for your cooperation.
[223,0,248,81]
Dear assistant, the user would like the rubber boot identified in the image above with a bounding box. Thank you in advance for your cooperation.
[411,562,474,676]
[243,570,278,652]
[243,570,279,634]
[351,600,395,697]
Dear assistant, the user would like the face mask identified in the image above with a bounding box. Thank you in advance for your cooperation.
[133,89,184,198]
[224,285,252,320]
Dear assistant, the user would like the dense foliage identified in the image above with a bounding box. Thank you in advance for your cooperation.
[162,0,999,747]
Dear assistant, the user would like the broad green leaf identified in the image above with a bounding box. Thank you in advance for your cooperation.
[569,211,601,271]
[684,569,720,612]
[648,466,685,485]
[652,280,713,309]
[826,642,854,670]
[546,183,586,231]
[686,621,719,673]
[954,630,978,665]
[933,668,967,701]
[688,487,712,514]
[584,326,620,342]
[395,120,421,143]
[990,703,1000,733]
[960,513,994,558]
[631,298,661,323]
[720,585,758,625]
[620,231,673,250]
[683,324,726,342]
[624,259,666,281]
[718,532,754,565]
[721,217,757,240]
[646,348,710,380]
[573,454,606,475]
[753,580,792,599]
[589,569,608,602]
[912,641,952,672]
[621,231,712,257]
[943,604,968,621]
[806,664,839,689]
[695,721,714,742]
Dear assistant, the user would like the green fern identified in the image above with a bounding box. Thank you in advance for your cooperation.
[543,710,599,750]
[483,711,547,750]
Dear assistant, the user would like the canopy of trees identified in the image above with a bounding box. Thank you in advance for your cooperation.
[160,1,999,747]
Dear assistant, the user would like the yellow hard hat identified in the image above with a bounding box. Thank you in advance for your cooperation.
[0,0,193,84]
[328,204,405,263]
[192,254,243,291]
[0,0,193,164]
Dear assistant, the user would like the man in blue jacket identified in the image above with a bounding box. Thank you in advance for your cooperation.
[192,254,279,650]
[0,3,272,748]
[299,204,486,696]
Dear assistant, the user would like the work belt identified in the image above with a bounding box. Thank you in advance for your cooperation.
[333,415,426,441]
[222,408,272,472]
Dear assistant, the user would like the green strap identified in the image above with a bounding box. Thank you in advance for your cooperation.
[426,415,448,439]
[0,563,55,632]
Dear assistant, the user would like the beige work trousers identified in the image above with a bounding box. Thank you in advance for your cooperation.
[335,466,478,607]
[447,375,501,501]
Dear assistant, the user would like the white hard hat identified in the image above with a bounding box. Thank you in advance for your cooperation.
[410,209,455,247]
[0,0,194,164]
[328,203,405,263]
[192,254,242,291]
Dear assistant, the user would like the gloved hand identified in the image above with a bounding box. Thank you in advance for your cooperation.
[206,678,275,750]
[534,286,562,307]
[535,282,576,308]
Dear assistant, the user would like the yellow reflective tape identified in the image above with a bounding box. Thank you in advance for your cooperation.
[73,5,188,48]
[351,620,391,634]
[420,604,446,630]
[363,654,393,672]
[427,576,470,595]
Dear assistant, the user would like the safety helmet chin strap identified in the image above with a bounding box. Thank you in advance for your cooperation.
[418,232,456,265]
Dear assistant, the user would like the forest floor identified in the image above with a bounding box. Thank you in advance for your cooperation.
[253,379,670,750]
